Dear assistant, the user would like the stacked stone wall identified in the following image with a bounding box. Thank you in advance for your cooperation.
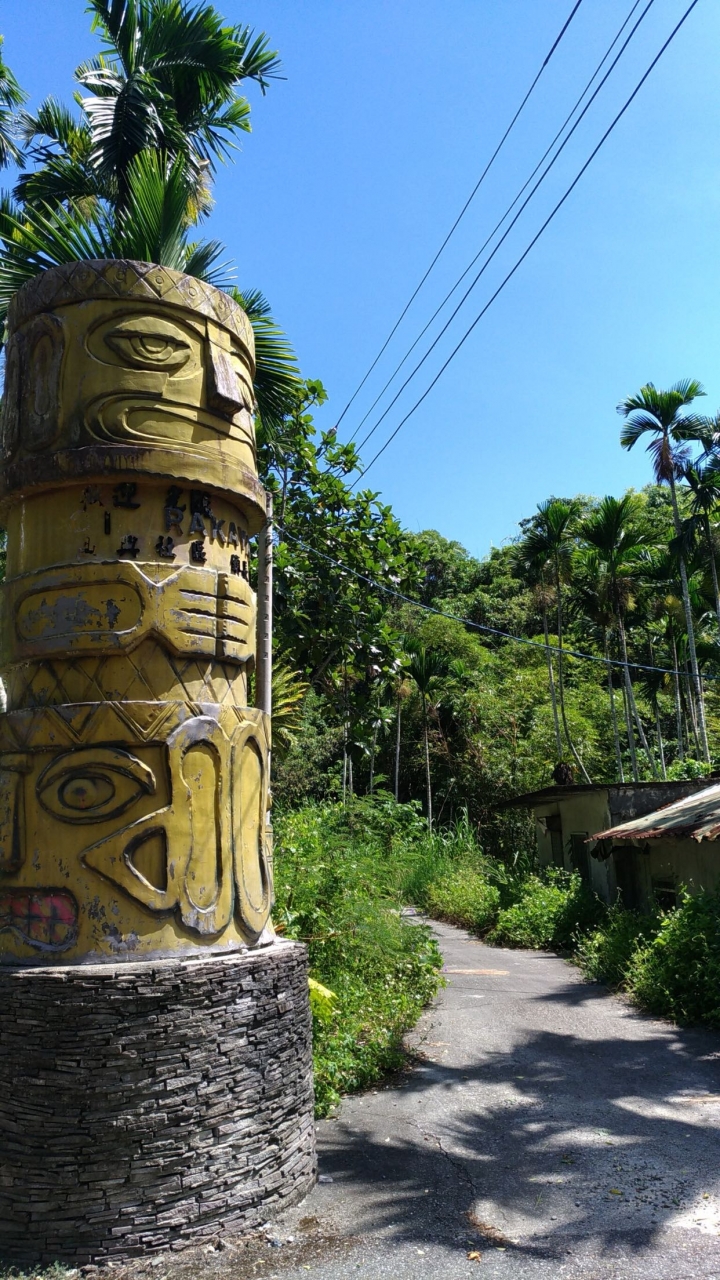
[0,940,315,1266]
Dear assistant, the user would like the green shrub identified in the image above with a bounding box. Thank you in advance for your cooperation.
[489,871,603,950]
[273,796,443,1115]
[575,904,659,987]
[626,889,720,1027]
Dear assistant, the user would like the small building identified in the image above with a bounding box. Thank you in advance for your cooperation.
[592,782,720,911]
[499,779,713,907]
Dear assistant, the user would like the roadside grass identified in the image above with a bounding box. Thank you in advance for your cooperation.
[273,796,444,1115]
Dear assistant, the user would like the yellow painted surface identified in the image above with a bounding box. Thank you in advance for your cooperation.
[0,261,273,963]
[532,790,614,902]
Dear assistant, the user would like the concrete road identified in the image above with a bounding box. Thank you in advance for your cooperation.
[167,920,720,1280]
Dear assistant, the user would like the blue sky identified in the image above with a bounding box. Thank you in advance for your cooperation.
[3,0,719,557]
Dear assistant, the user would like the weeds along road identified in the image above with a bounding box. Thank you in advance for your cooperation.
[159,920,720,1280]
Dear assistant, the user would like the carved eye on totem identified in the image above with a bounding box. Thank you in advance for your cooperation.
[37,747,156,824]
[104,320,191,371]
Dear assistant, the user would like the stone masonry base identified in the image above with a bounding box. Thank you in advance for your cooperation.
[0,941,316,1266]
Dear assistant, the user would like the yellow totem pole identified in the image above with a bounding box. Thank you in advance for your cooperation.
[0,259,274,962]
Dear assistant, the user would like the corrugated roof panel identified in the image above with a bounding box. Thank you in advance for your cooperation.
[592,782,720,843]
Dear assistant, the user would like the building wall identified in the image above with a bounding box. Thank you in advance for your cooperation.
[532,791,615,902]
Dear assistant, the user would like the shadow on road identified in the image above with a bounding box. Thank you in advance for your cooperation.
[316,1008,720,1266]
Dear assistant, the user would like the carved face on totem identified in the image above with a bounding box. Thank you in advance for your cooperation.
[0,259,262,503]
[0,262,272,963]
[0,706,272,959]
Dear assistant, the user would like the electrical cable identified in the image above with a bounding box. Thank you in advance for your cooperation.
[344,0,646,448]
[276,523,718,682]
[333,0,586,435]
[352,0,702,485]
[351,0,657,462]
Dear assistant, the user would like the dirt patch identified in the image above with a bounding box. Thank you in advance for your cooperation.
[80,1218,359,1280]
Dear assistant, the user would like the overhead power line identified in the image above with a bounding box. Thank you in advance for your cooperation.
[333,0,586,436]
[351,0,657,461]
[352,0,702,486]
[277,524,717,683]
[344,0,646,449]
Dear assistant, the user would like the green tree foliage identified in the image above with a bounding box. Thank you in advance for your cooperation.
[0,35,26,171]
[258,380,421,736]
[15,0,281,214]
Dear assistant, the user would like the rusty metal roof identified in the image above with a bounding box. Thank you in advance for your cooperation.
[592,782,720,843]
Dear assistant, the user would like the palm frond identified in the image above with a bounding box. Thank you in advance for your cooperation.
[81,1,280,195]
[192,98,252,167]
[86,0,141,73]
[0,200,111,322]
[618,379,706,420]
[233,27,283,88]
[184,238,234,288]
[116,149,189,266]
[0,190,21,237]
[13,96,108,212]
[18,98,91,156]
[668,377,706,405]
[15,155,105,213]
[669,411,711,444]
[0,37,26,112]
[0,37,26,170]
[230,287,301,439]
[81,69,171,194]
[74,53,122,86]
[271,661,309,759]
[619,413,659,450]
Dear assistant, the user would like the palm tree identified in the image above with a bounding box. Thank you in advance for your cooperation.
[579,495,655,781]
[512,538,562,761]
[516,499,591,782]
[16,0,281,214]
[405,640,449,832]
[0,36,26,171]
[680,458,720,630]
[618,380,711,762]
[391,666,412,802]
[571,551,624,781]
[367,700,394,794]
[667,615,685,762]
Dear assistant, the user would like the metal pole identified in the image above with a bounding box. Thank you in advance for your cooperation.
[256,493,273,718]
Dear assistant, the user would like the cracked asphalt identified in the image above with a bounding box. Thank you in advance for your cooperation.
[135,919,720,1280]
